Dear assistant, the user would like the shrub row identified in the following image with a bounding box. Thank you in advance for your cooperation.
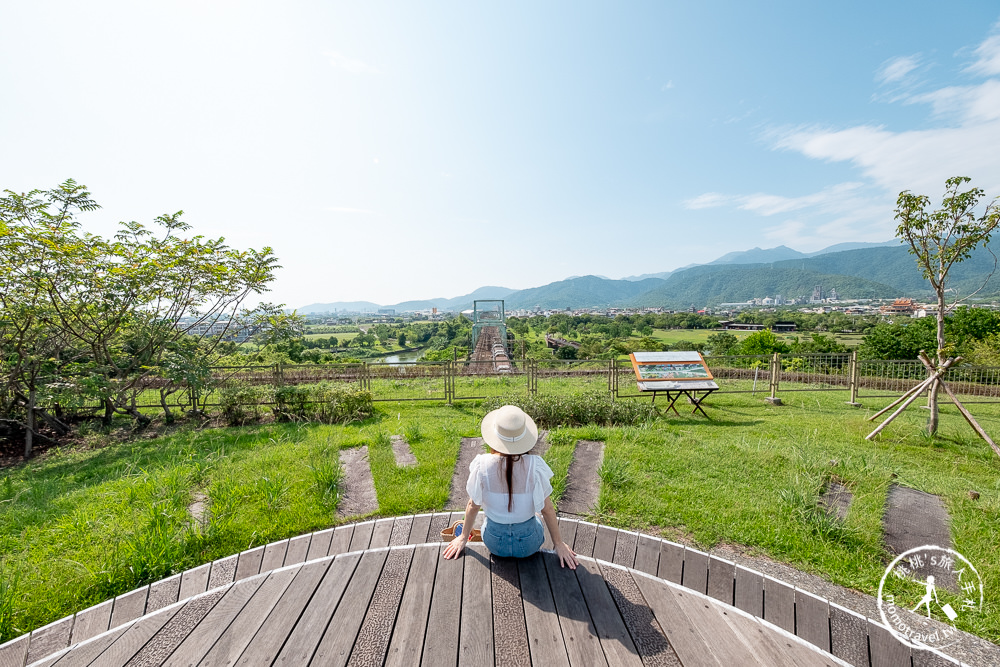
[483,391,657,428]
[218,382,373,426]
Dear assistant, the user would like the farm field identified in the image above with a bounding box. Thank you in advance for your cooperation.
[1,387,998,645]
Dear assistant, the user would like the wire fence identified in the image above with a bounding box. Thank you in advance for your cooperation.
[33,353,1000,418]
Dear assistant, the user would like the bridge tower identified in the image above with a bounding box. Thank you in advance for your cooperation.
[471,300,507,350]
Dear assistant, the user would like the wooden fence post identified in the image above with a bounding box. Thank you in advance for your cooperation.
[766,353,782,405]
[847,351,861,406]
[24,387,36,458]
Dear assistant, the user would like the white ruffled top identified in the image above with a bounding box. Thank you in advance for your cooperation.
[466,453,554,524]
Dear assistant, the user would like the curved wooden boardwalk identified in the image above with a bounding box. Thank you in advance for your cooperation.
[0,516,959,667]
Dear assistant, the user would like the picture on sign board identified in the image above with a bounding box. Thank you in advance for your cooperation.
[629,352,714,382]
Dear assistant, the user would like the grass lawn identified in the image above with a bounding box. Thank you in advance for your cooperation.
[303,331,359,343]
[1,389,998,644]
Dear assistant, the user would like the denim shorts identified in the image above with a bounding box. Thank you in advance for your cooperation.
[482,516,545,558]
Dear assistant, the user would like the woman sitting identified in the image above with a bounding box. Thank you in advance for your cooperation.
[443,405,577,569]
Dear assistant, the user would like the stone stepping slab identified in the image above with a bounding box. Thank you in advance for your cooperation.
[390,435,417,467]
[819,480,853,521]
[447,437,485,510]
[883,484,955,590]
[2,515,964,667]
[558,440,605,516]
[337,445,379,518]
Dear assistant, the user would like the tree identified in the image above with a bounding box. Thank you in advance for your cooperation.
[895,176,1000,434]
[736,329,789,355]
[1,180,284,443]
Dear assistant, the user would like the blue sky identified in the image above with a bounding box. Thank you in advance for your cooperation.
[3,2,1000,307]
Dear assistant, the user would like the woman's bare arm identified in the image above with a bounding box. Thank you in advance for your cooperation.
[540,497,577,569]
[443,497,480,559]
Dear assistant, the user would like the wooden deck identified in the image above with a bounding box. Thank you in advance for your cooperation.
[0,515,960,667]
[23,544,846,667]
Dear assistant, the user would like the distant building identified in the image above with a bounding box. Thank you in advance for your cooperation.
[880,298,916,316]
[810,285,823,303]
[828,288,839,301]
[378,308,396,315]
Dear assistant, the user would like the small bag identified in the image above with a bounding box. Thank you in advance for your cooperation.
[441,520,482,542]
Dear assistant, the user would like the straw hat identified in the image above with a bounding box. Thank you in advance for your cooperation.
[481,405,538,455]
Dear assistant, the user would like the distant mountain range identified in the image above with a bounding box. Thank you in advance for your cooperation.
[295,239,1000,313]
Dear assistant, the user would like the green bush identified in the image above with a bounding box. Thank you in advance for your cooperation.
[218,383,268,426]
[483,392,657,428]
[273,382,373,424]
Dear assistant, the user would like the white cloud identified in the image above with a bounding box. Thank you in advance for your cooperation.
[966,22,1000,76]
[877,55,921,84]
[682,192,732,209]
[323,50,380,74]
[661,80,674,91]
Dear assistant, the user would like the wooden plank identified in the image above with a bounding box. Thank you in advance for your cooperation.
[762,575,795,633]
[868,619,911,667]
[162,574,268,667]
[307,528,336,561]
[637,575,766,666]
[197,568,298,666]
[598,564,680,667]
[208,554,238,589]
[232,559,332,665]
[631,573,725,667]
[490,554,530,667]
[557,517,578,550]
[260,538,289,572]
[829,603,870,667]
[794,588,831,653]
[912,647,962,666]
[573,521,597,558]
[633,535,660,576]
[284,533,313,565]
[147,573,181,612]
[421,544,464,667]
[234,546,265,581]
[347,548,415,666]
[385,544,440,667]
[70,599,112,643]
[48,626,127,667]
[110,586,149,628]
[273,552,363,664]
[349,520,376,552]
[707,556,736,606]
[457,544,494,667]
[0,634,28,667]
[25,616,73,665]
[126,588,226,665]
[94,603,184,666]
[407,514,433,544]
[427,513,450,543]
[717,605,830,667]
[370,517,395,548]
[593,525,618,562]
[517,553,570,667]
[681,548,709,595]
[389,515,413,546]
[575,559,642,667]
[178,562,211,600]
[541,519,554,551]
[331,524,356,555]
[612,530,638,568]
[734,565,764,618]
[544,551,608,667]
[309,550,389,667]
[657,541,684,584]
